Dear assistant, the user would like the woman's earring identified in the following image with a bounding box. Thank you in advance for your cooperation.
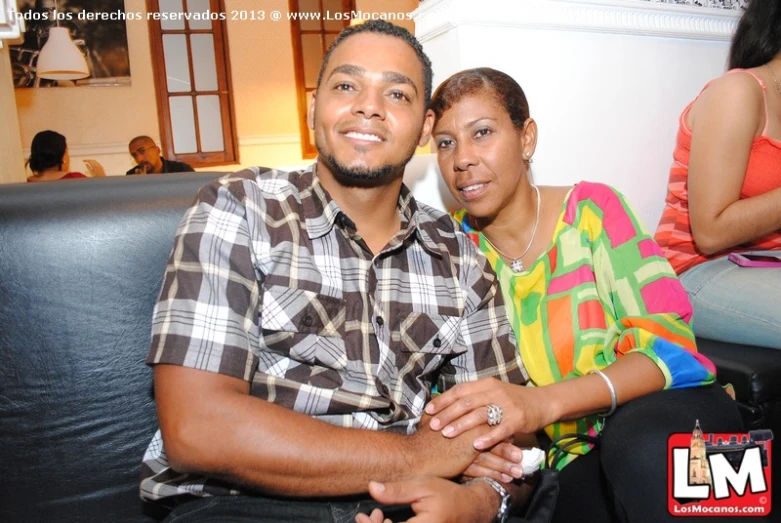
[524,151,533,164]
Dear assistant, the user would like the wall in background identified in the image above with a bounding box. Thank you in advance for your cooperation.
[10,0,418,180]
[0,45,25,184]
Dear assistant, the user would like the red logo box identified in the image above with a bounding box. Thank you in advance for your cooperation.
[667,423,772,517]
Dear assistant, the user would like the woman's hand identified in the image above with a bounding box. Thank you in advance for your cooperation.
[426,378,556,450]
[82,159,106,177]
[463,441,524,483]
[355,477,499,523]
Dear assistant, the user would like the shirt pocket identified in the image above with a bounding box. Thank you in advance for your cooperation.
[260,284,347,367]
[388,312,462,387]
[395,312,461,355]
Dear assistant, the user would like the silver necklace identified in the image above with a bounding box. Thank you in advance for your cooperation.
[767,63,781,95]
[479,184,541,273]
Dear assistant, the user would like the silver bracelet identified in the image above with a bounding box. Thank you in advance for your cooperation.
[589,369,617,417]
[463,477,511,523]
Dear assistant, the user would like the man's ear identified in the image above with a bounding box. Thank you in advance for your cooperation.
[308,93,316,130]
[419,109,435,147]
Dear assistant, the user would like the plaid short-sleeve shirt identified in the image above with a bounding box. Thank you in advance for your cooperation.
[140,165,527,501]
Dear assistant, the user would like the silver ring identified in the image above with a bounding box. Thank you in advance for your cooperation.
[486,404,503,426]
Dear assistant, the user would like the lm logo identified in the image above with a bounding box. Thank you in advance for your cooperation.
[667,421,772,517]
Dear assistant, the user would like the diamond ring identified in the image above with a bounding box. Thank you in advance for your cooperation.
[486,404,503,426]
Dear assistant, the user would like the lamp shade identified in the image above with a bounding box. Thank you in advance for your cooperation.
[36,27,89,80]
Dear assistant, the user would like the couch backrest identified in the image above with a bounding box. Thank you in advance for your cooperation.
[0,173,221,523]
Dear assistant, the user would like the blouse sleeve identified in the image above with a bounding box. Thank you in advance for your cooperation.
[586,184,716,389]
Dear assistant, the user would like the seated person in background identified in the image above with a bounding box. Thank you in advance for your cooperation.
[126,135,194,175]
[141,22,535,523]
[357,68,743,523]
[26,130,105,182]
[655,0,781,349]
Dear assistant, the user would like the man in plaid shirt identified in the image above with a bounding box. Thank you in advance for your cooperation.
[141,20,529,523]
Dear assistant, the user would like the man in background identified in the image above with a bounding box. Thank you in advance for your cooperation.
[126,136,194,175]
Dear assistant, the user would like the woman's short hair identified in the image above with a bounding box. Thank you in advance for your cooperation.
[430,68,530,130]
[27,130,67,174]
[729,0,781,69]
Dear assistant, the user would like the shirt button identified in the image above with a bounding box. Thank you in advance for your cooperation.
[376,316,384,326]
[433,338,442,348]
[303,316,314,327]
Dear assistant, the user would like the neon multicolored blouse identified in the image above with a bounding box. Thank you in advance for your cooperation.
[453,182,716,468]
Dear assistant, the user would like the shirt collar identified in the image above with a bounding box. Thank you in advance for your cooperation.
[300,165,343,238]
[300,164,442,256]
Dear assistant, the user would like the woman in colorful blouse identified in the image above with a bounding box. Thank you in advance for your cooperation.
[410,68,742,523]
[655,0,781,349]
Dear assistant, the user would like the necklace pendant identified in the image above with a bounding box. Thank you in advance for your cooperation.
[511,258,524,273]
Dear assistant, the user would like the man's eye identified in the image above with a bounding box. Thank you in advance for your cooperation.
[335,83,353,91]
[390,91,410,102]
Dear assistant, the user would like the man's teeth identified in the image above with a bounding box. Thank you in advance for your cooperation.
[462,183,485,192]
[346,132,381,142]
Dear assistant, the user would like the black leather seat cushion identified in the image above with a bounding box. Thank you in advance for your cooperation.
[0,174,221,522]
[697,338,781,405]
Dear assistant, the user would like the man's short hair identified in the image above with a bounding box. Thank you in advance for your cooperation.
[315,20,433,108]
[128,136,157,148]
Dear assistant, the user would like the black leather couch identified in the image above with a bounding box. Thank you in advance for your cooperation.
[0,174,779,522]
[0,174,221,522]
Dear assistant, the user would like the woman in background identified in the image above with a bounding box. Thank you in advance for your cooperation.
[26,130,104,182]
[655,0,781,349]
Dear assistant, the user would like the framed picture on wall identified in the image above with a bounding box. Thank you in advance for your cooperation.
[10,0,131,88]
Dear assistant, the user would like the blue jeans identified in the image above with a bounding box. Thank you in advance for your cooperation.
[679,254,781,349]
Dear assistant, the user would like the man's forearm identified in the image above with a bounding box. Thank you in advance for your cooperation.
[173,395,420,496]
[157,366,484,497]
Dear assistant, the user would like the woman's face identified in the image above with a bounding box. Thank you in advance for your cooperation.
[432,90,535,220]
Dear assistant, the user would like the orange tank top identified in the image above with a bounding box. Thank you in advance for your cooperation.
[655,69,781,274]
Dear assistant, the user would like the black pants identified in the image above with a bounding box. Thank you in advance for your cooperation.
[551,384,773,523]
[162,492,542,523]
[162,494,419,523]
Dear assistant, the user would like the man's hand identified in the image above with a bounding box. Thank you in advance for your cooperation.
[410,413,522,480]
[409,413,486,478]
[355,477,499,523]
[464,441,525,483]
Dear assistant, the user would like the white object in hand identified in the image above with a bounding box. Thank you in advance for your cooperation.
[521,447,545,475]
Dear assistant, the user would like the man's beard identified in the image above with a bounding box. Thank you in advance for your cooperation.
[316,135,420,188]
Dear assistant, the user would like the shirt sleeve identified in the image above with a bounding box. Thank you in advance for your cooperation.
[587,184,716,389]
[437,232,528,392]
[146,176,260,382]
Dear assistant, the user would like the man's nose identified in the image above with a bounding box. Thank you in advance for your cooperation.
[352,88,385,120]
